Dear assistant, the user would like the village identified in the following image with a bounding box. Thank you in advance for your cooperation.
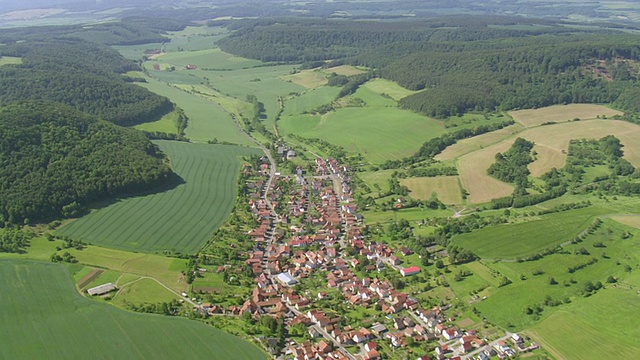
[196,154,539,360]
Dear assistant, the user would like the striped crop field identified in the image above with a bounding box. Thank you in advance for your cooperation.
[0,259,266,360]
[56,141,259,254]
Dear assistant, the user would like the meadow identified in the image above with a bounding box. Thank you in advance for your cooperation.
[280,85,447,163]
[467,219,640,360]
[0,56,21,66]
[399,176,462,204]
[133,108,180,134]
[136,78,252,145]
[0,259,266,360]
[451,206,610,259]
[56,141,259,254]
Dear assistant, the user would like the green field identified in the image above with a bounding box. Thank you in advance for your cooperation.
[0,259,266,360]
[0,56,21,66]
[56,141,259,254]
[452,207,609,259]
[280,85,446,163]
[529,289,640,360]
[136,78,252,145]
[134,108,180,134]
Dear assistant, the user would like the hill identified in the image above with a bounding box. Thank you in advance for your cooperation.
[0,38,172,126]
[0,101,173,225]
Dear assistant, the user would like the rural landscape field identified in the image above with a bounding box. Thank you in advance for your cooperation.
[1,1,640,359]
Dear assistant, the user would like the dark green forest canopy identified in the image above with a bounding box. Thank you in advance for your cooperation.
[218,17,640,117]
[0,102,173,225]
[0,39,173,126]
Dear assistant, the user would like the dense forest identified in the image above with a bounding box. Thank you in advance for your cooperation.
[0,102,173,226]
[0,39,173,126]
[218,17,640,118]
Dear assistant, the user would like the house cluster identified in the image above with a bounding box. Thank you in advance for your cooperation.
[276,145,296,161]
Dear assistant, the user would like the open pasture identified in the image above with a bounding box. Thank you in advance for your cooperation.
[611,215,640,229]
[158,48,262,70]
[0,260,266,360]
[325,65,367,76]
[435,123,524,161]
[469,217,640,332]
[400,176,462,204]
[137,78,252,145]
[56,141,259,254]
[280,86,446,163]
[133,108,180,134]
[456,119,640,203]
[509,104,622,127]
[281,69,328,89]
[0,56,22,66]
[529,290,640,360]
[452,206,608,259]
[361,78,418,101]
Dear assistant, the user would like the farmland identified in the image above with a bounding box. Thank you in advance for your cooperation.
[454,118,640,204]
[0,259,266,360]
[135,78,252,145]
[56,141,259,254]
[509,104,623,127]
[451,206,609,259]
[280,85,447,163]
[399,176,462,204]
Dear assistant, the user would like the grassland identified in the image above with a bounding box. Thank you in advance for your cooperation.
[326,65,367,76]
[452,206,609,259]
[281,69,328,89]
[0,259,266,360]
[112,278,179,307]
[399,176,462,204]
[133,108,180,134]
[56,141,259,254]
[280,85,447,163]
[361,78,418,100]
[136,78,253,145]
[0,56,21,66]
[509,104,622,127]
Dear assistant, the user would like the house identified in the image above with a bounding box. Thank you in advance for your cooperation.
[442,328,459,341]
[185,64,197,70]
[364,341,377,352]
[389,255,402,265]
[400,266,421,277]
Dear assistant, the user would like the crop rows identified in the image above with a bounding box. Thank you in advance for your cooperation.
[57,141,258,254]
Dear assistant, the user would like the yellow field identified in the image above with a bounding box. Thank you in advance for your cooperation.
[509,104,622,127]
[362,78,418,100]
[457,140,515,204]
[611,215,640,229]
[325,65,367,76]
[453,118,640,204]
[400,176,463,204]
[436,124,524,161]
[281,70,328,89]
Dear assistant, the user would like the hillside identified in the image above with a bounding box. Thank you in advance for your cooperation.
[0,38,173,126]
[0,101,173,225]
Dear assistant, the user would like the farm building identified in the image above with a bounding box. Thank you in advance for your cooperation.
[276,272,297,286]
[87,283,117,296]
[400,266,421,277]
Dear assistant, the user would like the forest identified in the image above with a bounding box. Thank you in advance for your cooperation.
[218,17,640,118]
[0,39,173,126]
[0,102,173,226]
